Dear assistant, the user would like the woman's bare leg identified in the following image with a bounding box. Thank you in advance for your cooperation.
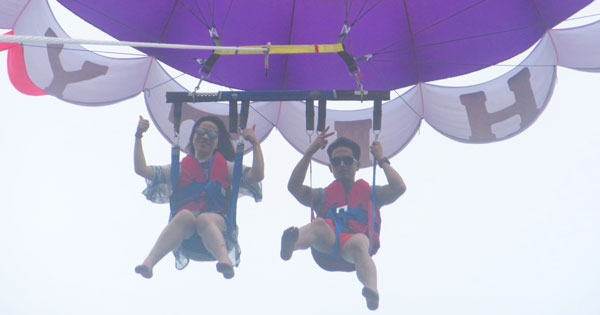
[135,210,196,278]
[195,213,234,278]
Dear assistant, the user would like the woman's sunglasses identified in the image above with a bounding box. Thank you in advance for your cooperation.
[330,156,356,167]
[195,127,218,140]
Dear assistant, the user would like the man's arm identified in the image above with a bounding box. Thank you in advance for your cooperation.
[288,127,335,207]
[370,141,406,206]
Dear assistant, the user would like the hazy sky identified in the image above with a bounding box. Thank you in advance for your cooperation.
[1,2,599,314]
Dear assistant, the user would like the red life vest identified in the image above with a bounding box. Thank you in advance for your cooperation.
[319,179,381,241]
[311,179,381,272]
[175,152,230,214]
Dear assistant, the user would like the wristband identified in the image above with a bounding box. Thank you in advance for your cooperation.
[135,132,143,138]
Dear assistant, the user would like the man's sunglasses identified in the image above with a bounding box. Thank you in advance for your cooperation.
[195,127,218,140]
[330,156,356,167]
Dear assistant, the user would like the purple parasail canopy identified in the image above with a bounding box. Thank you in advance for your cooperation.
[57,0,591,91]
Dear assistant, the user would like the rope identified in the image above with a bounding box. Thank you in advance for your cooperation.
[0,34,347,56]
[0,34,265,52]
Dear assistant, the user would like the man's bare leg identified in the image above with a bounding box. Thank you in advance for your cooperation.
[281,218,335,260]
[342,234,379,310]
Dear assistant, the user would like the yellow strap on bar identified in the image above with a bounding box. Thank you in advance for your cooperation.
[214,43,343,55]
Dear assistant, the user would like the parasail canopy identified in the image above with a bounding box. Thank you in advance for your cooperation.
[56,0,592,90]
[1,0,599,168]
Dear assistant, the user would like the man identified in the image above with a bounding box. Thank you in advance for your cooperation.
[281,127,406,311]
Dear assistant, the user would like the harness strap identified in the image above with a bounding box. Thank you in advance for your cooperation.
[309,158,315,222]
[227,96,245,235]
[369,98,383,253]
[173,180,227,209]
[305,100,315,131]
[228,142,244,233]
[369,160,377,253]
[214,43,344,55]
[337,50,359,74]
[240,100,250,130]
[324,204,368,224]
[317,100,327,132]
[199,28,222,75]
[229,100,238,133]
[310,203,369,271]
[169,102,183,218]
[305,101,316,221]
[169,147,181,218]
[373,99,382,131]
[324,204,368,254]
[336,24,360,76]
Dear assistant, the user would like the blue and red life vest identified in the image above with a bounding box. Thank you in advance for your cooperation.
[311,179,381,272]
[172,152,230,214]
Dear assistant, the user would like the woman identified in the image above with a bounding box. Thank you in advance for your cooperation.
[133,115,263,279]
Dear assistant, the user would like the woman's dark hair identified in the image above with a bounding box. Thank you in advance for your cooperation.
[327,137,361,161]
[187,115,234,161]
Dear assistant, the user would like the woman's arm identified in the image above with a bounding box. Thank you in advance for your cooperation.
[134,116,154,181]
[242,125,264,183]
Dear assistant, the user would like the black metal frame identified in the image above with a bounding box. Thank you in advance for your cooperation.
[166,90,390,103]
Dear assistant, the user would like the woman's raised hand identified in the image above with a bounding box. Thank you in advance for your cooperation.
[136,115,149,137]
[242,124,259,145]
